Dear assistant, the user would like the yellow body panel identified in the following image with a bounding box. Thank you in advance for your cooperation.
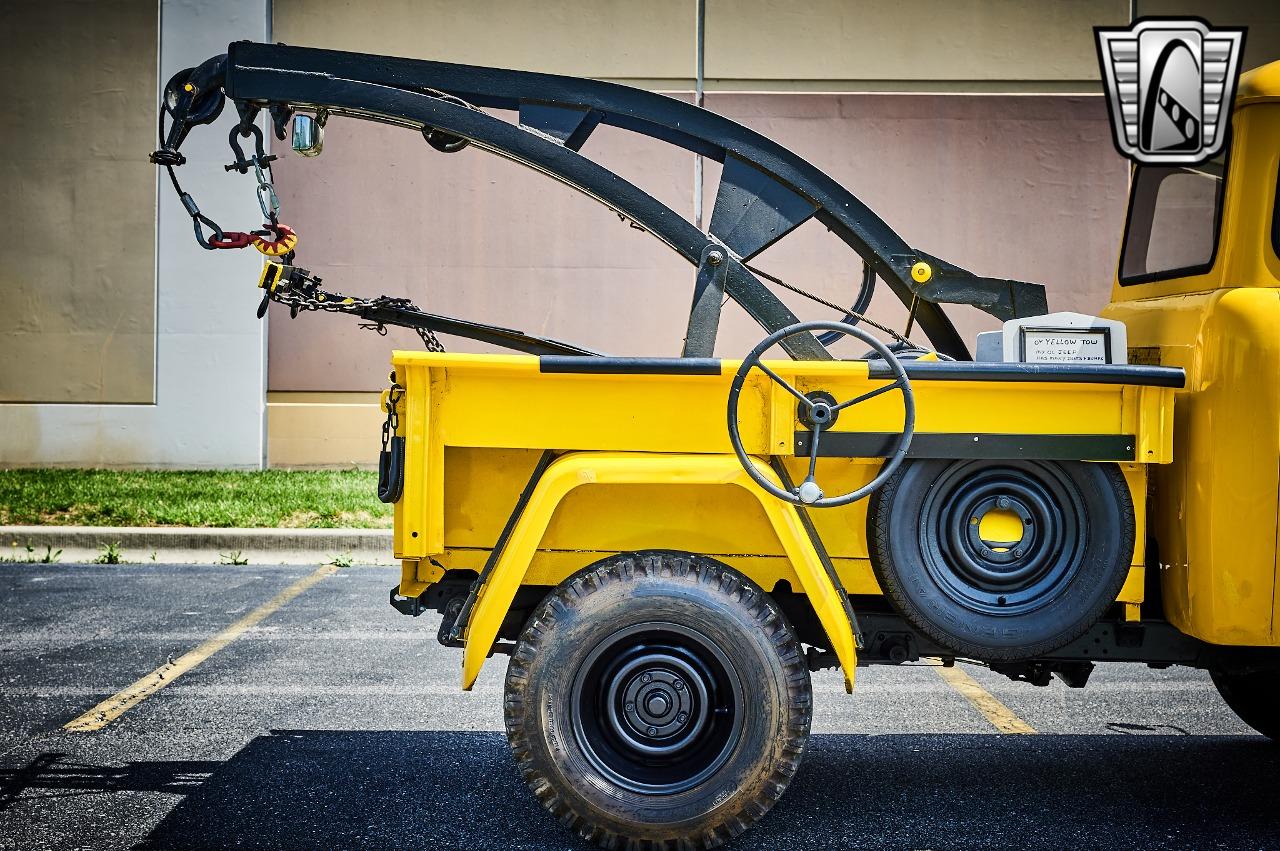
[423,452,1151,600]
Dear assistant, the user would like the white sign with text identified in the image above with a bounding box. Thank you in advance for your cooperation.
[1002,312,1127,365]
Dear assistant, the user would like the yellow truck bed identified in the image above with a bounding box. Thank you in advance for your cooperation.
[387,352,1178,678]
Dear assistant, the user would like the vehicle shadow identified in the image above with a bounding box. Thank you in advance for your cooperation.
[2,731,1278,849]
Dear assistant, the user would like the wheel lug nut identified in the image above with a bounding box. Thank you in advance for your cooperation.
[641,673,652,684]
[625,703,635,713]
[647,726,658,736]
[673,680,683,691]
[997,497,1010,509]
[1013,548,1024,557]
[677,713,687,723]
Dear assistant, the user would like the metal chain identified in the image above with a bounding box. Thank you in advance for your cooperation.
[273,289,446,352]
[382,382,404,451]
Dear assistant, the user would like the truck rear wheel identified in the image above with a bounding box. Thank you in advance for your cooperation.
[504,551,812,848]
[1211,669,1280,741]
[868,458,1134,661]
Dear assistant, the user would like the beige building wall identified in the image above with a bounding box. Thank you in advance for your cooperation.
[1139,1,1280,72]
[274,0,697,86]
[0,0,158,403]
[256,0,1276,467]
[0,1,1269,465]
[705,0,1127,91]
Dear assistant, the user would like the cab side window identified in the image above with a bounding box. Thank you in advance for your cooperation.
[1272,158,1280,261]
[1119,153,1226,286]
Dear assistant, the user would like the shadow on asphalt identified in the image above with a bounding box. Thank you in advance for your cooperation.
[3,731,1279,849]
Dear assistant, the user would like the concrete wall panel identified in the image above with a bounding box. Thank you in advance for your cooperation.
[708,93,1129,349]
[0,0,270,468]
[274,0,695,85]
[1138,1,1280,72]
[704,0,1128,90]
[267,115,696,390]
[0,0,158,402]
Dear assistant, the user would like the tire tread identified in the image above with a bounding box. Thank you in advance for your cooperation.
[503,551,811,849]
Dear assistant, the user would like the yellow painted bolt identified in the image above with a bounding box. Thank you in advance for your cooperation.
[184,82,195,92]
[911,261,933,284]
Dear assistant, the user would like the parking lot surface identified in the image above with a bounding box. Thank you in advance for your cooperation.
[1,562,1277,850]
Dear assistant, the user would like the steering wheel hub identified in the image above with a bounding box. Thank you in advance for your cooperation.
[727,320,917,508]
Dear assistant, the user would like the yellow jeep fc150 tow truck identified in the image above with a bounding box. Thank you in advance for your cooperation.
[157,44,1280,849]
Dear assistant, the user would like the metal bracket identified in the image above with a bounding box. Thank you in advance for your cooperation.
[388,584,427,617]
[682,243,729,358]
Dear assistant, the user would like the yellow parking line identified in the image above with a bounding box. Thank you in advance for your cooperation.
[935,664,1037,734]
[64,564,338,733]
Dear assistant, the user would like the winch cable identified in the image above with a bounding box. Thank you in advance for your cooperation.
[156,107,237,250]
[742,261,937,355]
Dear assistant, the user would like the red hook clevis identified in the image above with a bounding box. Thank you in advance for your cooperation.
[207,231,253,249]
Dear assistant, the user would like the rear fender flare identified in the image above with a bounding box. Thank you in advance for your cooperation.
[460,451,858,691]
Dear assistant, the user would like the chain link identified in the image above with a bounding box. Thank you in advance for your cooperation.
[272,288,446,352]
[253,156,280,222]
[382,382,404,450]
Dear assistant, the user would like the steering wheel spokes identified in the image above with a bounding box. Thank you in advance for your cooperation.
[728,321,916,508]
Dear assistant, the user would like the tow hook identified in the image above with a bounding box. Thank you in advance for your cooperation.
[389,584,427,617]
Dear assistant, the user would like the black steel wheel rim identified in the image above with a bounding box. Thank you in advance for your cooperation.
[570,622,744,795]
[918,461,1087,616]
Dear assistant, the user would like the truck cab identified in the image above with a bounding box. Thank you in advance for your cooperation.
[1104,61,1280,648]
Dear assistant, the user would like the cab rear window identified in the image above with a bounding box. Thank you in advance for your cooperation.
[1119,153,1227,286]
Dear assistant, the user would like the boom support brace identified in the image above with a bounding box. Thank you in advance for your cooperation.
[158,42,1050,360]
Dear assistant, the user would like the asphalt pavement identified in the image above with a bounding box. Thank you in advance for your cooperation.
[1,562,1276,850]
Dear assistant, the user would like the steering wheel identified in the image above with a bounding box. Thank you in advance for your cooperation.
[728,320,916,507]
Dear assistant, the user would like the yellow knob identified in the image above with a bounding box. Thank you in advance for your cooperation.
[910,261,933,284]
[183,82,195,92]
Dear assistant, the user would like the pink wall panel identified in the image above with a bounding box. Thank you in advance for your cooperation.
[268,94,1128,390]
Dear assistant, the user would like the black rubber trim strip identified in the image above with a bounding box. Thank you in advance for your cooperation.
[794,432,1137,461]
[867,361,1185,388]
[539,356,722,375]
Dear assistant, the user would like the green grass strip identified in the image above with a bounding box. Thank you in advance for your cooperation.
[0,469,390,529]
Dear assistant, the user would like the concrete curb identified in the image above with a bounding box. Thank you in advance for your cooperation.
[0,525,396,566]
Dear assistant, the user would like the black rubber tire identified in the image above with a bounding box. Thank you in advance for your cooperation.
[868,459,1135,661]
[504,551,812,849]
[1211,670,1280,741]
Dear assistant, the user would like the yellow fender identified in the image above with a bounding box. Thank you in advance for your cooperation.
[461,451,859,692]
